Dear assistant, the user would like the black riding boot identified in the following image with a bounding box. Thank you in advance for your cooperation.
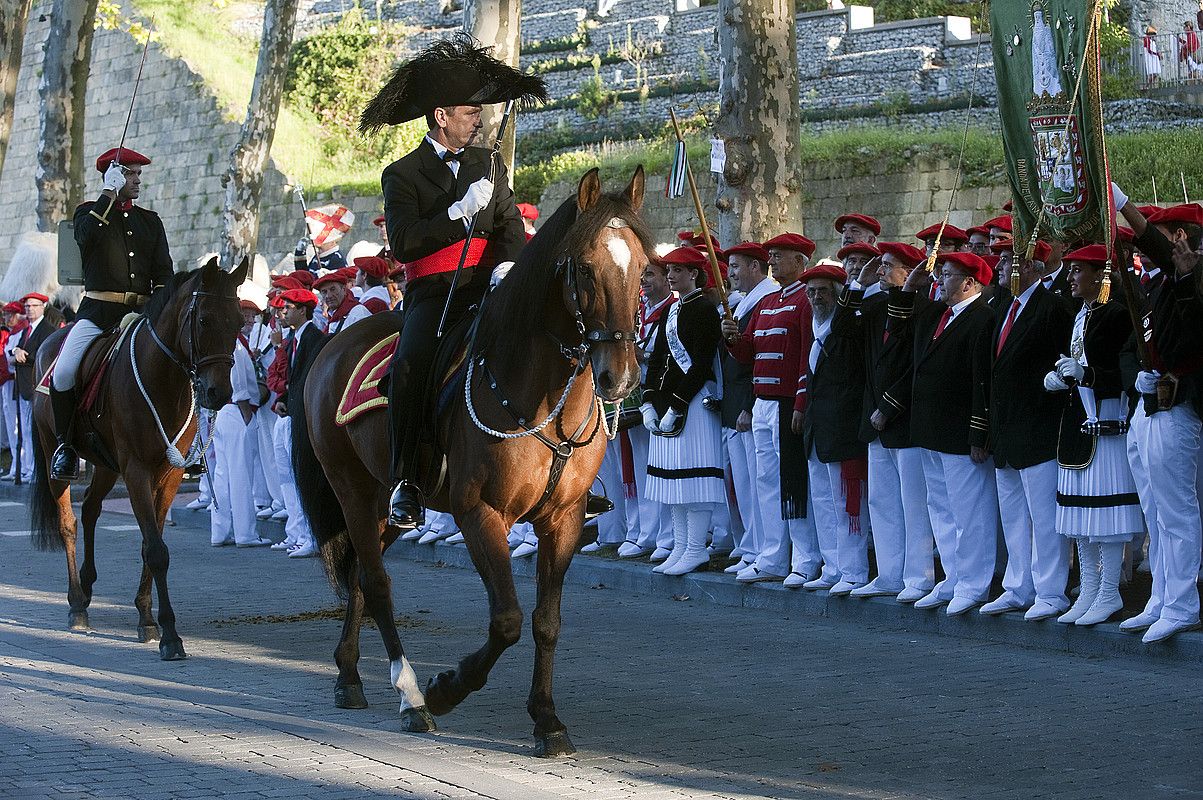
[49,386,80,482]
[386,340,427,531]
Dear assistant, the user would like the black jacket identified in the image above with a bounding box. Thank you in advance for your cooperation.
[834,286,916,449]
[719,291,765,429]
[381,139,525,280]
[1055,301,1131,468]
[13,310,65,401]
[1041,265,1072,302]
[73,195,174,330]
[805,312,867,463]
[283,321,325,418]
[644,290,721,417]
[888,287,994,456]
[989,285,1074,469]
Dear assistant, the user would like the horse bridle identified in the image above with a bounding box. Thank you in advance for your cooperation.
[144,289,235,383]
[552,254,639,363]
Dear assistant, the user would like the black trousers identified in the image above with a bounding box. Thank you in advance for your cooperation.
[387,266,489,481]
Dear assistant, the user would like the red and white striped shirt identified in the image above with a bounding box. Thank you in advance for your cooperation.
[726,280,813,413]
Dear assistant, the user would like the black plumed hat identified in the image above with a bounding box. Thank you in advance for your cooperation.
[360,33,549,133]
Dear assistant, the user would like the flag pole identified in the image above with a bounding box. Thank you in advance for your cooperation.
[668,107,731,319]
[1151,175,1159,205]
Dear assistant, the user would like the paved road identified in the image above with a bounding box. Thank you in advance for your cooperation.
[1,490,1201,800]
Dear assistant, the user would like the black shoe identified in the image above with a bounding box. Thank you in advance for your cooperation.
[584,493,613,521]
[388,481,425,530]
[50,442,80,482]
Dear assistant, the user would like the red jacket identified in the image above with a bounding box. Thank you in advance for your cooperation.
[727,280,813,413]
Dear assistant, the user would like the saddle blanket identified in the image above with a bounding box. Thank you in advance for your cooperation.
[335,333,469,427]
[36,314,139,413]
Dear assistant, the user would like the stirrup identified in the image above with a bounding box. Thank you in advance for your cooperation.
[50,442,81,482]
[584,493,614,521]
[388,481,426,530]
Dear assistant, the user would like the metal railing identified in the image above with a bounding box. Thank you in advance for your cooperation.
[1123,31,1203,90]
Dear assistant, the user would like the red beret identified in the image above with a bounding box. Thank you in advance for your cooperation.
[989,238,1014,253]
[268,295,286,309]
[239,298,262,313]
[1030,240,1052,262]
[20,292,49,304]
[372,215,386,226]
[1148,203,1203,228]
[1064,244,1111,268]
[833,213,881,235]
[983,215,1013,233]
[271,275,304,292]
[279,288,317,308]
[723,241,770,263]
[836,242,881,260]
[3,301,23,314]
[800,263,848,284]
[95,147,151,173]
[516,202,539,221]
[980,254,1000,273]
[877,241,926,269]
[354,256,391,279]
[763,233,816,259]
[702,259,728,291]
[289,270,315,289]
[312,271,351,290]
[966,225,989,239]
[677,231,722,255]
[660,246,709,269]
[915,223,968,244]
[939,252,992,285]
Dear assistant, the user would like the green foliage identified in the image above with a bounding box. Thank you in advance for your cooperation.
[575,56,621,120]
[1107,130,1203,205]
[869,1,989,29]
[523,26,592,55]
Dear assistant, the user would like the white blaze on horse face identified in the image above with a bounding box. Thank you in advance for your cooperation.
[606,233,632,277]
[391,656,425,712]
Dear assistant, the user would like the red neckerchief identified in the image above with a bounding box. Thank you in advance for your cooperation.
[326,292,358,325]
[116,199,134,212]
[237,333,252,353]
[639,294,676,340]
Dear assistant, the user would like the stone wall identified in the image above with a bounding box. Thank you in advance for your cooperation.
[542,156,1011,261]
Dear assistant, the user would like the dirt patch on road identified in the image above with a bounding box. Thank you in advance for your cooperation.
[210,607,444,631]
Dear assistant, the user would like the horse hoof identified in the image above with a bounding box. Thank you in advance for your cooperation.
[159,640,188,661]
[424,672,457,716]
[401,706,437,733]
[534,730,576,758]
[138,625,161,643]
[335,684,368,709]
[67,611,90,631]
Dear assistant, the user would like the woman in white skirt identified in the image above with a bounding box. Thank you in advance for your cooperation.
[1043,244,1141,626]
[640,246,725,575]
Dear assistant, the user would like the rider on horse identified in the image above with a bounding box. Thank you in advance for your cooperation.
[50,147,173,482]
[359,35,544,529]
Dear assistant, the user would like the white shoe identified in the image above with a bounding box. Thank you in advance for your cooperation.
[417,528,444,545]
[271,508,289,521]
[1119,611,1159,633]
[913,590,950,610]
[946,597,983,616]
[507,530,524,548]
[782,572,809,589]
[400,527,426,541]
[0,472,14,482]
[186,497,211,511]
[895,586,929,604]
[829,581,861,596]
[725,556,753,574]
[735,566,784,584]
[236,537,272,548]
[580,540,609,554]
[288,542,318,558]
[663,549,709,576]
[256,506,274,519]
[980,594,1028,616]
[849,581,899,598]
[512,541,538,559]
[1023,600,1067,621]
[270,539,294,551]
[649,547,671,563]
[1142,618,1202,644]
[442,532,465,545]
[617,541,651,558]
[802,576,837,591]
[211,537,234,547]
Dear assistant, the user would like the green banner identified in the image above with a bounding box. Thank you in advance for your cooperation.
[991,0,1110,249]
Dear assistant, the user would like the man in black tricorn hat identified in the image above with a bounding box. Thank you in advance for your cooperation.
[360,35,547,528]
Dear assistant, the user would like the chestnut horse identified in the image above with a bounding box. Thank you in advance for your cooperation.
[29,257,249,660]
[293,167,649,756]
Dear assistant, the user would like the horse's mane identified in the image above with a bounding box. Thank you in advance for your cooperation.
[478,187,653,346]
[143,268,199,324]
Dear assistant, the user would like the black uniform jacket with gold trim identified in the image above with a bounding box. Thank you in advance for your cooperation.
[989,285,1074,470]
[73,193,174,330]
[833,286,916,450]
[1056,301,1132,469]
[884,287,994,456]
[643,290,722,418]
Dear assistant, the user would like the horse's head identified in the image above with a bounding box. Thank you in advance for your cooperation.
[563,166,649,402]
[151,256,249,411]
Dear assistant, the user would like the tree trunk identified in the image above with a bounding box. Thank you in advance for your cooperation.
[463,0,520,179]
[0,0,32,179]
[714,0,803,244]
[219,0,299,269]
[35,0,99,232]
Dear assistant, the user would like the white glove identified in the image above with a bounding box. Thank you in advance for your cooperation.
[1110,181,1128,212]
[102,163,126,193]
[295,238,311,255]
[448,177,494,221]
[658,408,680,433]
[1055,355,1085,382]
[1135,370,1160,395]
[640,403,659,432]
[1043,371,1069,392]
[490,261,515,289]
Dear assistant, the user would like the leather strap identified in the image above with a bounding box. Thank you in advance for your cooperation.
[85,290,149,306]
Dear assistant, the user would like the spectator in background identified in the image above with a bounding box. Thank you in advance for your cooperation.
[0,302,23,479]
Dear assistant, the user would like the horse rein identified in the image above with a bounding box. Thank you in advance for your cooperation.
[143,290,236,382]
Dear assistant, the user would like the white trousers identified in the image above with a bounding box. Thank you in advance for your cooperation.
[922,449,999,601]
[596,437,631,545]
[867,441,934,592]
[273,415,312,548]
[627,426,670,550]
[808,453,869,584]
[16,398,32,480]
[50,318,103,390]
[750,397,817,577]
[251,403,284,508]
[0,386,16,466]
[1128,403,1202,624]
[995,460,1069,607]
[725,427,761,560]
[210,405,259,545]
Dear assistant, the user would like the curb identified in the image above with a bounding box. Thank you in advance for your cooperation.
[388,538,1203,665]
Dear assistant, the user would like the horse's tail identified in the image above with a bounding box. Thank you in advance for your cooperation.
[30,427,64,551]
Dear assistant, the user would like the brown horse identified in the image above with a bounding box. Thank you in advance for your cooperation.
[29,257,249,660]
[293,167,649,756]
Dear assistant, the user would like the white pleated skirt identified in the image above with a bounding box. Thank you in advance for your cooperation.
[1056,398,1143,542]
[645,382,726,506]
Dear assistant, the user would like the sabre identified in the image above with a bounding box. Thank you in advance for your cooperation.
[291,184,318,264]
[437,99,514,338]
[113,17,155,171]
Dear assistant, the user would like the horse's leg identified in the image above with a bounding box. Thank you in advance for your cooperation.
[333,549,368,709]
[527,508,584,757]
[56,483,87,631]
[79,467,117,611]
[425,505,524,718]
[127,465,186,660]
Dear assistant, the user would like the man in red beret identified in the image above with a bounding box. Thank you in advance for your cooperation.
[313,271,368,335]
[0,301,23,479]
[8,292,64,482]
[721,232,817,584]
[49,147,173,481]
[834,214,880,248]
[965,226,991,257]
[516,203,539,240]
[915,223,969,258]
[1113,186,1203,642]
[798,261,869,594]
[355,256,394,314]
[982,215,1012,246]
[833,241,936,601]
[894,251,1000,615]
[836,242,879,289]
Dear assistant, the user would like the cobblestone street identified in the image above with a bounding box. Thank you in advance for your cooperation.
[2,490,1202,799]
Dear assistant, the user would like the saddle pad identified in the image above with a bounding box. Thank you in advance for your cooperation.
[335,333,470,427]
[35,317,135,413]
